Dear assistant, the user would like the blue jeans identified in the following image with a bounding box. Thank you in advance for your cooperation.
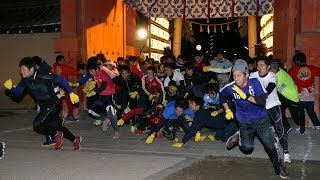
[239,115,283,174]
[299,101,320,127]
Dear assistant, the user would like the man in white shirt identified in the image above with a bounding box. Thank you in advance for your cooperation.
[250,57,290,163]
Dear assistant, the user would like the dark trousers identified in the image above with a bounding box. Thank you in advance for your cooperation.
[279,94,303,130]
[239,115,284,174]
[299,101,320,127]
[86,95,98,110]
[34,104,75,142]
[215,122,237,142]
[89,95,118,131]
[268,106,288,153]
[89,95,114,118]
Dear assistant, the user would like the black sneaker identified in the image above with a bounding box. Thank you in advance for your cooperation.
[41,135,55,147]
[41,140,55,147]
[0,142,5,160]
[226,131,239,150]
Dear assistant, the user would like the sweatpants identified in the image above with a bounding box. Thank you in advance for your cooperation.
[88,95,118,131]
[34,104,75,142]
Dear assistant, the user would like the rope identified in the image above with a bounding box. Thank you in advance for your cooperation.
[186,19,239,26]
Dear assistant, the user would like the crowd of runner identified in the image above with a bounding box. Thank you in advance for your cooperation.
[3,50,320,179]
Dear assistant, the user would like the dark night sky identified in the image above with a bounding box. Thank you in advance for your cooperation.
[188,18,249,60]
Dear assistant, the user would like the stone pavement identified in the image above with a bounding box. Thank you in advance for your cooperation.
[0,104,320,180]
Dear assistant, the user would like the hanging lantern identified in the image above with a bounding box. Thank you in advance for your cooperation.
[207,26,210,34]
[200,25,203,32]
[213,26,216,33]
[227,23,230,31]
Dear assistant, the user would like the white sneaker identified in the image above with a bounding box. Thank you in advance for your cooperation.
[113,131,120,139]
[313,126,320,130]
[95,120,103,126]
[283,153,291,163]
[0,142,5,160]
[130,126,136,133]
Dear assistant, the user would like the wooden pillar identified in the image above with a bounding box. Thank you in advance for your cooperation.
[273,0,296,67]
[274,0,320,125]
[248,16,257,57]
[173,18,182,58]
[296,0,320,119]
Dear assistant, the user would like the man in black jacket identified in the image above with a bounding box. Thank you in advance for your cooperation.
[4,57,82,151]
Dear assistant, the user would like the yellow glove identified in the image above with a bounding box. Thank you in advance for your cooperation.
[172,142,183,148]
[86,91,96,97]
[60,89,66,97]
[117,119,125,126]
[69,92,79,104]
[211,111,219,117]
[209,79,217,84]
[162,100,168,106]
[129,91,138,99]
[146,134,155,144]
[69,82,80,88]
[203,66,211,72]
[87,81,96,92]
[184,115,192,122]
[82,86,89,93]
[149,94,154,101]
[174,137,179,142]
[225,109,234,120]
[4,79,13,90]
[232,85,247,100]
[195,132,201,142]
[184,92,189,98]
[208,135,216,141]
[200,135,207,141]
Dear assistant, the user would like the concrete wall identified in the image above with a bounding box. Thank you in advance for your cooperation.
[0,32,59,108]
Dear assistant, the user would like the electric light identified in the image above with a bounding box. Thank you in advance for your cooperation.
[137,29,148,39]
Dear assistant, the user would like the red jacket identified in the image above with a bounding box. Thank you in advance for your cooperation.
[288,65,320,93]
[94,69,115,96]
[141,75,165,102]
[130,65,143,79]
[142,75,164,94]
[52,63,78,79]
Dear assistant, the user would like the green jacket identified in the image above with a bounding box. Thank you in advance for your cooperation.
[276,68,299,103]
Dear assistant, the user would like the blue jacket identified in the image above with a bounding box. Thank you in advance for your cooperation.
[162,101,194,120]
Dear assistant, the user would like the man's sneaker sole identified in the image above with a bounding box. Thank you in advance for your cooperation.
[226,131,239,150]
[41,142,56,147]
